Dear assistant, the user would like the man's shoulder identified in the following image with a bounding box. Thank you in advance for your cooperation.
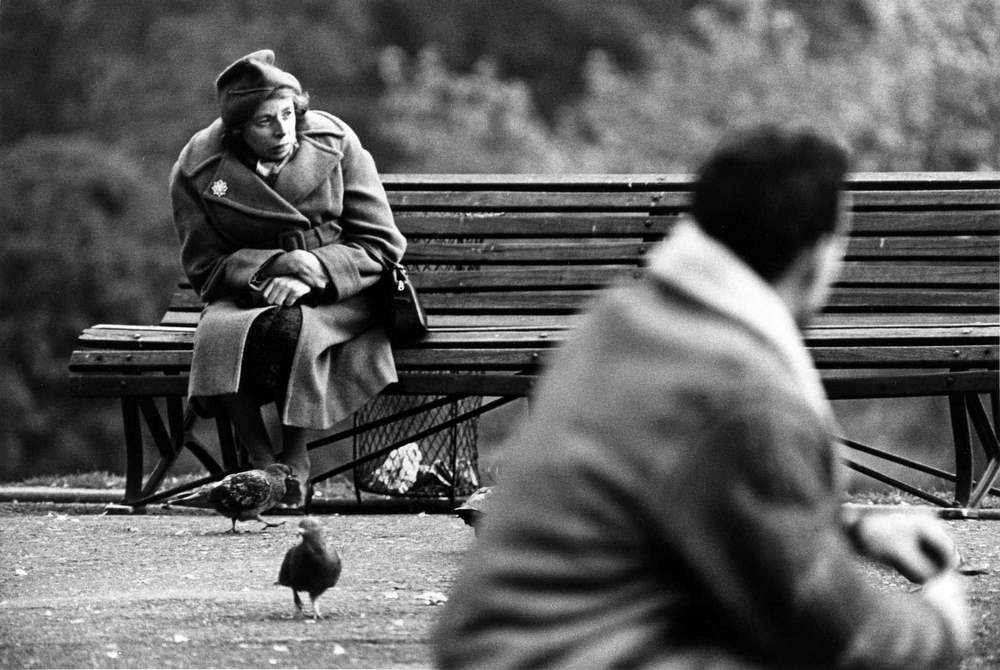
[594,281,812,413]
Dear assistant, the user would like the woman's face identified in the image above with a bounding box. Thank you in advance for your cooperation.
[242,96,297,161]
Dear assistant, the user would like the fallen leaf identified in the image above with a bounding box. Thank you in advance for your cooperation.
[417,590,448,605]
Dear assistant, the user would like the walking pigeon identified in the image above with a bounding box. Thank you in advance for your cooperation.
[454,486,495,535]
[166,463,296,532]
[277,517,342,619]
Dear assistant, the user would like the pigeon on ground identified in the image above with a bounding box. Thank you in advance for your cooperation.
[166,463,296,532]
[277,517,342,619]
[454,486,495,535]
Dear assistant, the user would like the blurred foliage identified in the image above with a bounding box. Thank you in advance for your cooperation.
[0,136,176,479]
[0,0,997,479]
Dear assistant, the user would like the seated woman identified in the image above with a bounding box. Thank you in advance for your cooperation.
[170,49,406,507]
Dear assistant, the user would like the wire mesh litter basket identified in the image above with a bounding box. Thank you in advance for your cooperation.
[352,394,482,501]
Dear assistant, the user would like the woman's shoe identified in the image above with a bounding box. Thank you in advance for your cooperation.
[278,473,313,510]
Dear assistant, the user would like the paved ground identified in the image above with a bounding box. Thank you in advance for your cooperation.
[0,502,471,669]
[2,500,1000,668]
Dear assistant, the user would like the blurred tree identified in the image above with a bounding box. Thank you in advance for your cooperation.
[0,136,176,479]
[374,48,567,172]
[548,0,1000,172]
[889,0,1000,169]
[368,0,670,120]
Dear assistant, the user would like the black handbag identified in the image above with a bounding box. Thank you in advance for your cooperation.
[383,261,428,344]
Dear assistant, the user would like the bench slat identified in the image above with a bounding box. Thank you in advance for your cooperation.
[74,321,1000,349]
[837,263,998,286]
[843,236,1000,259]
[394,211,1000,236]
[407,264,998,289]
[403,240,654,264]
[850,211,1000,234]
[156,310,1000,330]
[70,345,1000,377]
[70,342,997,375]
[388,190,686,211]
[395,212,677,237]
[381,172,1000,190]
[849,189,1000,209]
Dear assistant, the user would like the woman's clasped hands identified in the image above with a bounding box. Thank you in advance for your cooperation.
[261,249,329,306]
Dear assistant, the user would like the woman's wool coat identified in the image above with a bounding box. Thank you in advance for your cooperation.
[170,110,406,428]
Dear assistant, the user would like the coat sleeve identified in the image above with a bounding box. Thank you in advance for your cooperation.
[309,124,406,302]
[650,395,963,670]
[170,160,282,301]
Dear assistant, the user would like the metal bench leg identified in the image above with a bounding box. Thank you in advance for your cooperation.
[137,398,182,499]
[968,393,1000,507]
[215,414,240,471]
[949,394,974,507]
[121,398,144,504]
[118,397,234,507]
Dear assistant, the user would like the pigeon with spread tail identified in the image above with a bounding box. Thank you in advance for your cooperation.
[166,463,296,532]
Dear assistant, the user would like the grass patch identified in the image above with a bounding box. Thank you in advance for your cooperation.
[14,471,127,489]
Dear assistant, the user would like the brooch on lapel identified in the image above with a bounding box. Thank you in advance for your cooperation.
[210,179,229,197]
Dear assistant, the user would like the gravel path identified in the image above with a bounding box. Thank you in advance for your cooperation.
[2,501,1000,668]
[0,503,471,669]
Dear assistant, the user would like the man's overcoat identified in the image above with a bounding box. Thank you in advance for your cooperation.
[434,222,961,669]
[170,110,405,428]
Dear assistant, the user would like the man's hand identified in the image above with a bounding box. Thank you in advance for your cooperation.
[851,511,958,583]
[261,275,313,306]
[267,250,329,290]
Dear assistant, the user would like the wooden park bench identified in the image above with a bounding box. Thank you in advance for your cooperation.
[68,173,999,510]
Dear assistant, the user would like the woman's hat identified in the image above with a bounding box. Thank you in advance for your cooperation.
[215,49,302,127]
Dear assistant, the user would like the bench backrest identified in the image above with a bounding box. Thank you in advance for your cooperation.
[161,173,999,333]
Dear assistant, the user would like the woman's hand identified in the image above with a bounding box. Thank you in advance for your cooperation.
[261,275,313,306]
[267,250,329,290]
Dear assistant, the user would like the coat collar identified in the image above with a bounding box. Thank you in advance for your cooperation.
[647,219,833,425]
[182,113,345,224]
[199,128,343,223]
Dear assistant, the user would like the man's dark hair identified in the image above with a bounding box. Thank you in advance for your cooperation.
[691,125,849,281]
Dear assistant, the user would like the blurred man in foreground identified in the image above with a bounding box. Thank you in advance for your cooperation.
[434,125,969,669]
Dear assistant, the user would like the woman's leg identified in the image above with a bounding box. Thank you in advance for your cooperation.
[278,425,311,505]
[218,393,274,468]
